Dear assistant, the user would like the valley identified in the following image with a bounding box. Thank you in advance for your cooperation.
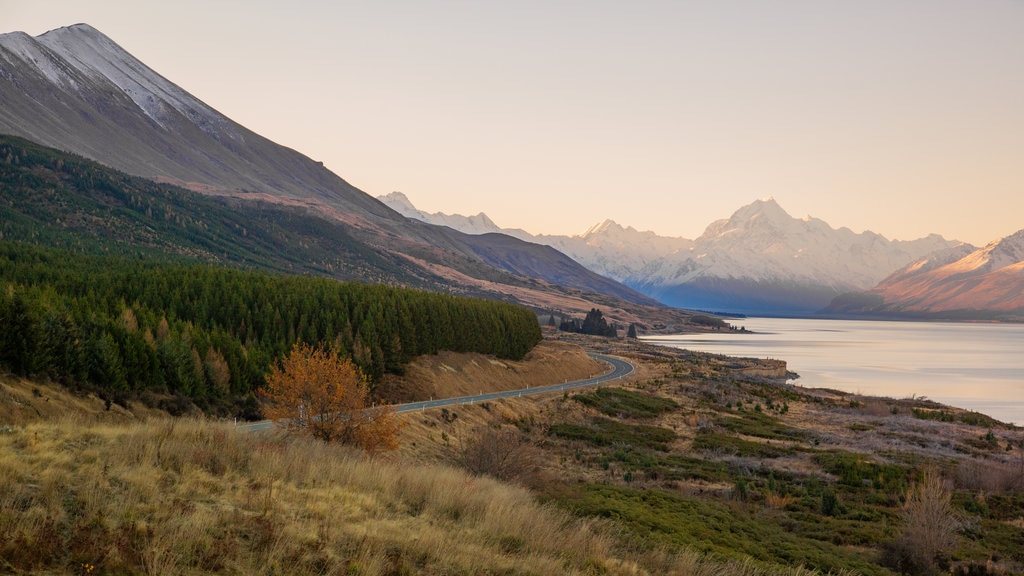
[3,331,1023,575]
[2,18,1023,576]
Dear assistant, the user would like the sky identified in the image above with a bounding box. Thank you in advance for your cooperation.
[3,1,1023,246]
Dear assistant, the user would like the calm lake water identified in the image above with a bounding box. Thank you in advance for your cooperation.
[644,318,1024,426]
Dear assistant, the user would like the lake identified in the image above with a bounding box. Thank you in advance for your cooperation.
[644,317,1024,426]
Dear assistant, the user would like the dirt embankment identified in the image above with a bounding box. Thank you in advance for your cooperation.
[378,338,606,404]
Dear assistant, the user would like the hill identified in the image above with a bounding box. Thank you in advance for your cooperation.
[0,134,700,332]
[0,24,673,324]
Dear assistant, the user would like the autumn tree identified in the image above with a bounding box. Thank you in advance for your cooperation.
[259,342,403,451]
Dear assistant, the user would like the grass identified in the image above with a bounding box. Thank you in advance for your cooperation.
[573,387,679,418]
[0,413,878,576]
[0,416,626,575]
[912,407,1008,429]
[538,370,1024,574]
[691,431,796,459]
[557,483,891,576]
[550,417,677,451]
[712,411,806,441]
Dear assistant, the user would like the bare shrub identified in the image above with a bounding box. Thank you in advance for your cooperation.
[857,397,896,417]
[459,425,537,482]
[955,458,1023,493]
[881,470,960,575]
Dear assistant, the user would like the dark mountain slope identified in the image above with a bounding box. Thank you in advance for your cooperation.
[0,23,652,308]
[0,135,688,329]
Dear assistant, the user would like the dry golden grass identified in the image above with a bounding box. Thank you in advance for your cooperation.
[379,338,606,403]
[0,414,860,576]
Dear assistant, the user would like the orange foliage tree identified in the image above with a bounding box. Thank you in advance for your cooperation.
[259,342,403,451]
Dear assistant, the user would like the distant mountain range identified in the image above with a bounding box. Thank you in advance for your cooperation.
[825,230,1024,320]
[0,23,696,331]
[379,193,965,315]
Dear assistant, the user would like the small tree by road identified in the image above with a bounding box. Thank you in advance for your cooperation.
[259,342,402,452]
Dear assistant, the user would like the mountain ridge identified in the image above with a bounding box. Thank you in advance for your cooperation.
[378,194,963,314]
[825,230,1024,319]
[0,23,675,326]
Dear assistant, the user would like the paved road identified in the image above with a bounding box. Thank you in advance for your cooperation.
[395,352,634,413]
[239,352,634,432]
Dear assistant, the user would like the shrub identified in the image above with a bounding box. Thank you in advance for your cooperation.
[259,342,402,452]
[881,470,960,575]
[459,426,536,482]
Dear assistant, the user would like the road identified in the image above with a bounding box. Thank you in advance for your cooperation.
[394,353,634,413]
[239,352,634,432]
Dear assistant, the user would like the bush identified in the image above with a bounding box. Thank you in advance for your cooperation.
[459,426,536,482]
[881,470,960,575]
[259,342,402,452]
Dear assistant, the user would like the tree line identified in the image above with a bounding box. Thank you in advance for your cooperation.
[0,242,542,417]
[559,308,618,337]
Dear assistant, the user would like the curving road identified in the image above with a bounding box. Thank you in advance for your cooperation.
[394,353,634,413]
[240,352,634,432]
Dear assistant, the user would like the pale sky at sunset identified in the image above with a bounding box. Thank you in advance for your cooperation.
[3,1,1022,246]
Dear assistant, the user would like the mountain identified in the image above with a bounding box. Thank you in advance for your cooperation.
[378,194,961,315]
[826,231,1024,319]
[0,24,680,327]
[630,199,960,314]
[379,192,514,236]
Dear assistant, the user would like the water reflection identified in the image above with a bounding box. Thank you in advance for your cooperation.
[645,318,1024,425]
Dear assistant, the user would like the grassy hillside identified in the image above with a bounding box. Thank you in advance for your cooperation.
[2,406,869,576]
[0,134,436,285]
[3,332,1023,574]
[401,334,1024,576]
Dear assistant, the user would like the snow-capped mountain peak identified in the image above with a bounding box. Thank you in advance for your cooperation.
[946,229,1024,274]
[376,192,506,235]
[15,24,233,138]
[377,192,421,218]
[375,194,961,313]
[699,197,807,241]
[582,219,630,238]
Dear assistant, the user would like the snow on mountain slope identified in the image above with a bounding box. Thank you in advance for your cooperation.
[376,195,692,279]
[36,24,229,135]
[377,192,513,236]
[642,198,957,290]
[381,193,962,312]
[537,221,693,281]
[860,230,1024,313]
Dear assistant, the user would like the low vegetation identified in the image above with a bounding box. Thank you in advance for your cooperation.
[2,413,870,576]
[447,335,1023,576]
[0,416,614,575]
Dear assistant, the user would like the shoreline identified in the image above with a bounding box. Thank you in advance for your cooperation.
[636,317,1024,428]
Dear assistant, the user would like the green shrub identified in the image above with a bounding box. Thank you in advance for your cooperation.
[574,387,679,418]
